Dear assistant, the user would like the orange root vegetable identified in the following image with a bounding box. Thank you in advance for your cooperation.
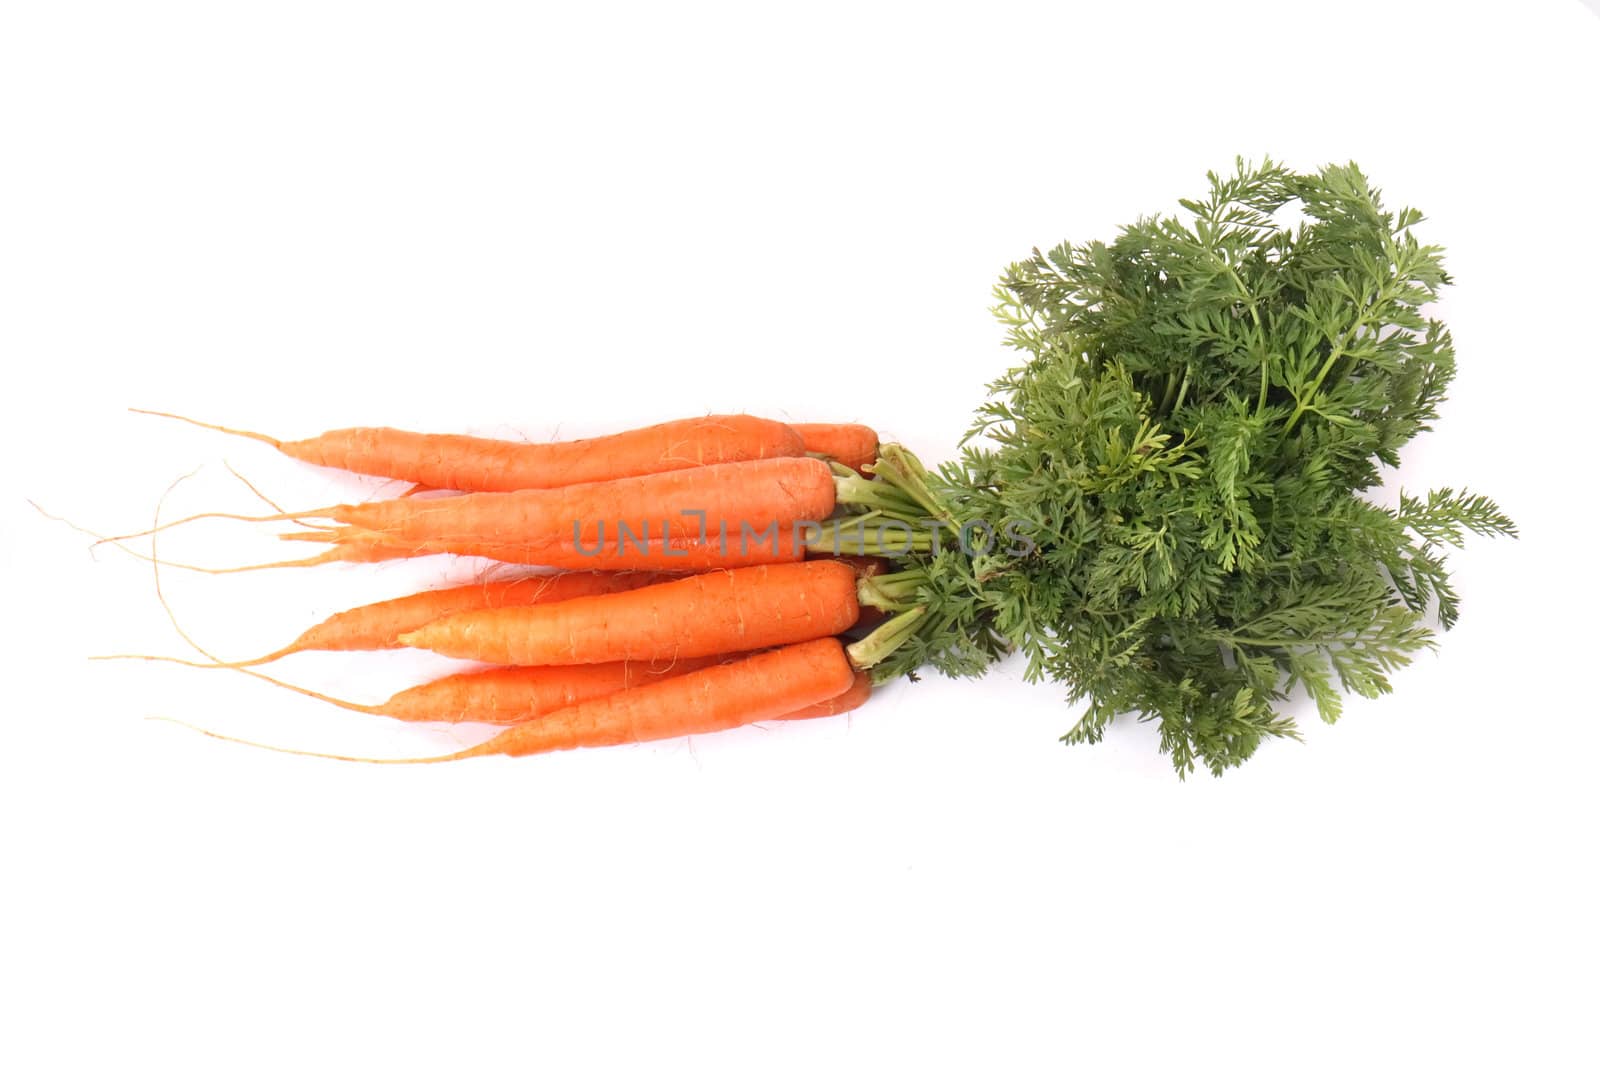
[110,497,705,723]
[790,422,879,473]
[101,571,666,669]
[135,410,807,491]
[399,559,861,666]
[280,525,810,571]
[114,655,726,724]
[148,648,849,726]
[374,658,724,723]
[456,637,857,757]
[269,570,663,658]
[318,456,836,545]
[92,531,713,577]
[394,654,864,725]
[821,555,891,626]
[164,638,857,763]
[303,657,726,723]
[106,456,838,550]
[774,670,873,721]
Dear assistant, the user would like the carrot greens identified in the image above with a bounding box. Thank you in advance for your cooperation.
[849,159,1515,776]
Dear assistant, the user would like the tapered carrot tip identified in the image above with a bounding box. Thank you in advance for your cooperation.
[151,637,856,763]
[148,717,463,764]
[130,408,284,449]
[91,647,298,670]
[253,414,810,492]
[92,503,338,546]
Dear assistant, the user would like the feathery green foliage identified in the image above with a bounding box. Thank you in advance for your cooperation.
[853,159,1513,777]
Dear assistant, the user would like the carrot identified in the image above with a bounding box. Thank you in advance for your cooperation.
[451,637,857,756]
[388,654,865,725]
[373,657,730,723]
[138,644,851,726]
[105,496,707,721]
[136,410,807,491]
[318,456,835,545]
[277,651,861,725]
[279,524,810,570]
[775,669,872,720]
[301,657,727,723]
[399,559,861,666]
[101,571,666,668]
[820,555,890,626]
[790,422,879,474]
[259,571,663,658]
[165,638,857,762]
[109,456,838,558]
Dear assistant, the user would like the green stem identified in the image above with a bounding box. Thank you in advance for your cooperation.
[832,474,925,522]
[1161,372,1180,412]
[808,515,935,557]
[1172,364,1192,414]
[869,444,951,522]
[846,605,928,670]
[1283,345,1345,434]
[1283,284,1394,433]
[857,571,925,612]
[1207,245,1272,418]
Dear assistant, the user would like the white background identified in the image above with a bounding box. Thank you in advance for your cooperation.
[3,2,1597,1064]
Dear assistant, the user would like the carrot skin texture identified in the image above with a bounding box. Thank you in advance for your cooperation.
[817,555,889,626]
[282,527,809,570]
[400,560,861,666]
[775,670,872,720]
[790,423,879,474]
[378,656,722,723]
[322,456,835,547]
[457,637,855,758]
[290,572,664,656]
[279,415,806,491]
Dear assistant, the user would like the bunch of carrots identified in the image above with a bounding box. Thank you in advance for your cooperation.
[77,162,1506,777]
[108,412,917,764]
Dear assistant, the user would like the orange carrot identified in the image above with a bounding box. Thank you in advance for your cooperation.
[136,410,807,491]
[294,657,725,723]
[168,638,857,762]
[104,511,704,721]
[315,456,836,546]
[791,422,879,474]
[775,669,872,721]
[149,646,845,726]
[822,555,890,626]
[279,524,811,570]
[266,571,662,657]
[105,571,667,668]
[452,638,857,756]
[113,456,838,555]
[399,559,861,666]
[415,654,865,725]
[373,657,723,723]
